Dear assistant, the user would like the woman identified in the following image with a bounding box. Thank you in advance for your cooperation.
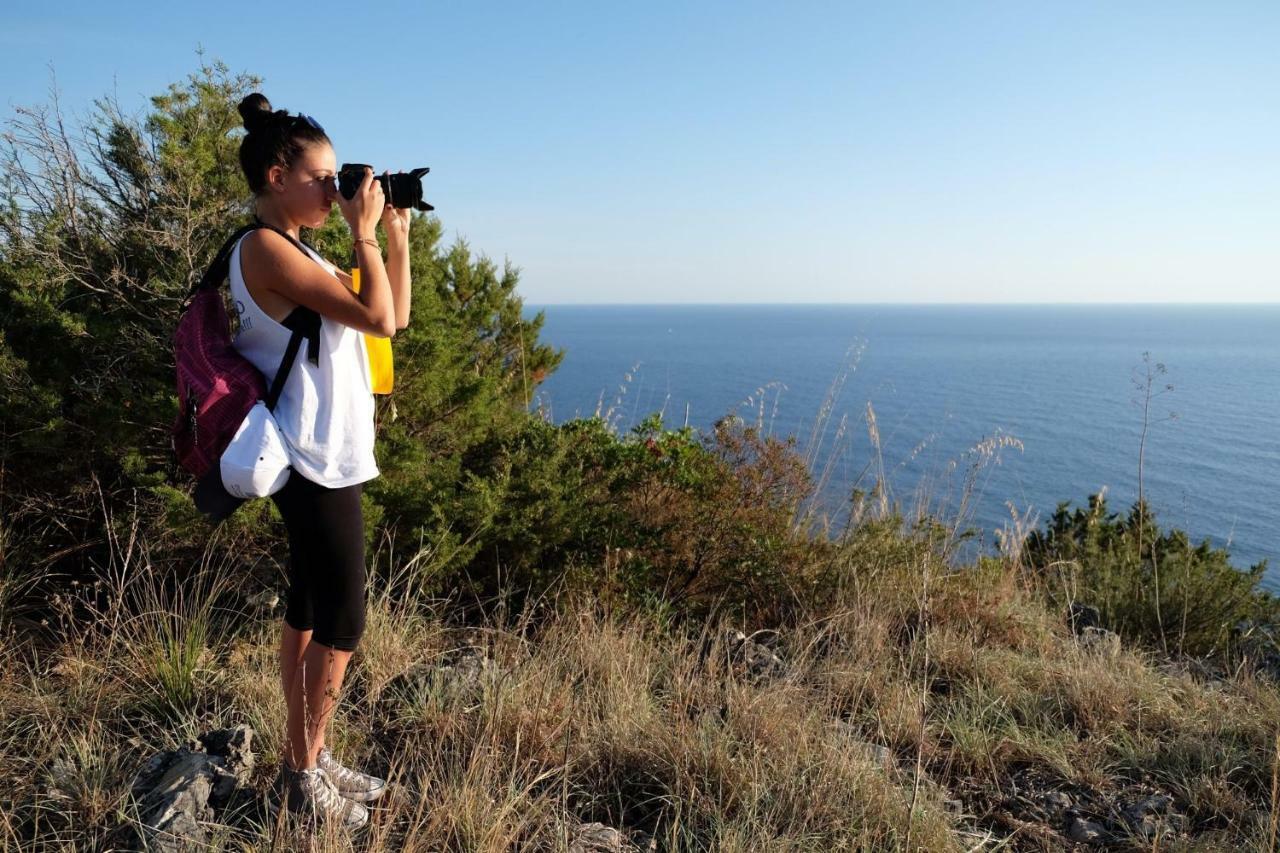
[231,92,410,830]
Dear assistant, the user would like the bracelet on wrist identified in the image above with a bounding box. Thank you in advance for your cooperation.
[353,237,379,250]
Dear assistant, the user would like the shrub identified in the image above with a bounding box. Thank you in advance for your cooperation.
[391,410,819,623]
[0,58,560,601]
[607,412,818,620]
[1024,492,1278,656]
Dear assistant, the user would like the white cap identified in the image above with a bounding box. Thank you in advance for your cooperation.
[220,401,292,499]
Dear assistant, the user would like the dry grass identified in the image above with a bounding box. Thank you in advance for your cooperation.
[0,525,1276,852]
[1,353,1274,850]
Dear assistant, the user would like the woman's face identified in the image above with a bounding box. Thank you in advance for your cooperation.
[273,141,339,228]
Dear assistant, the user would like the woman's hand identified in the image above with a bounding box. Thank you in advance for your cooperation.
[381,173,411,245]
[335,166,385,239]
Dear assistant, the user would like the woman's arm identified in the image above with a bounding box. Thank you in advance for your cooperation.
[242,229,396,338]
[382,204,412,330]
[242,167,397,338]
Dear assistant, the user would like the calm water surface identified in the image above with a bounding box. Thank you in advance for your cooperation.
[522,304,1280,587]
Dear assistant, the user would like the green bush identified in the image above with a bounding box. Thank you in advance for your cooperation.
[387,409,820,622]
[1024,493,1277,656]
[603,412,818,620]
[0,59,559,597]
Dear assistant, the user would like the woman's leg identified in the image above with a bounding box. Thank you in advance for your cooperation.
[280,622,312,705]
[285,640,354,770]
[273,473,367,770]
[274,472,318,767]
[280,624,335,755]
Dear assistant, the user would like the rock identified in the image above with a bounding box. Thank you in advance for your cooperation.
[1127,813,1160,841]
[1122,795,1178,841]
[1066,815,1111,845]
[245,589,279,612]
[723,629,786,681]
[384,645,497,708]
[1077,626,1121,656]
[1126,794,1172,816]
[827,721,895,769]
[45,755,79,799]
[1042,790,1073,811]
[569,822,625,852]
[568,821,655,852]
[1066,605,1120,654]
[1068,603,1102,634]
[129,725,255,852]
[859,742,894,768]
[746,629,782,650]
[848,738,893,768]
[441,645,493,684]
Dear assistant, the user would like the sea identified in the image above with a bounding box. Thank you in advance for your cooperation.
[521,304,1280,588]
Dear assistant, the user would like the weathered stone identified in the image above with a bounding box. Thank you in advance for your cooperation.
[827,721,895,769]
[1233,620,1280,680]
[569,822,625,852]
[245,589,279,612]
[746,628,782,650]
[724,629,786,681]
[46,755,79,799]
[1077,626,1121,656]
[568,821,655,852]
[1041,790,1073,811]
[1122,795,1178,841]
[1128,813,1160,841]
[384,646,497,708]
[1068,603,1102,634]
[1066,815,1110,845]
[130,725,255,853]
[441,645,493,685]
[848,738,893,768]
[1126,794,1172,817]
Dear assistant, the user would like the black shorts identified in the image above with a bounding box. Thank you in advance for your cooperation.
[270,469,367,652]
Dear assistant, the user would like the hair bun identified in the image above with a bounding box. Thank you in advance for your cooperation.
[237,93,276,133]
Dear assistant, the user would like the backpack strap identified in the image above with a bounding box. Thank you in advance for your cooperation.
[187,217,322,296]
[188,218,325,412]
[187,222,262,298]
[264,306,322,412]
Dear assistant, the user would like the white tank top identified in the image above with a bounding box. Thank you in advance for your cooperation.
[228,232,379,488]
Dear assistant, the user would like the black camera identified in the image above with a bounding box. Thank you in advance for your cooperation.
[338,163,434,211]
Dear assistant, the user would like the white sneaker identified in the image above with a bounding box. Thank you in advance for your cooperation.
[280,764,369,830]
[317,746,388,802]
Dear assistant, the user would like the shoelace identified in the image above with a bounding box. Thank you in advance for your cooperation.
[300,767,350,813]
[320,748,372,790]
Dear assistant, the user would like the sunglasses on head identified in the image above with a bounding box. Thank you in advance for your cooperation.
[292,113,325,134]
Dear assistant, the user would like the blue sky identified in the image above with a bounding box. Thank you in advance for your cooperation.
[2,1,1275,303]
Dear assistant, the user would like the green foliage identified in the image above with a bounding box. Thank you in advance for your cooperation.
[0,57,562,595]
[2,57,1276,674]
[606,412,818,618]
[361,234,563,558]
[403,410,819,621]
[148,610,210,720]
[1024,492,1277,656]
[0,58,263,538]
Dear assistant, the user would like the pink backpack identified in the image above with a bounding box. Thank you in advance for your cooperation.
[172,219,320,512]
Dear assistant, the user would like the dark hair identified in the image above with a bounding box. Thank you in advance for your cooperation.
[236,93,330,195]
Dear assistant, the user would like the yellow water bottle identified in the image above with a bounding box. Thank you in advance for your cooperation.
[350,265,395,395]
